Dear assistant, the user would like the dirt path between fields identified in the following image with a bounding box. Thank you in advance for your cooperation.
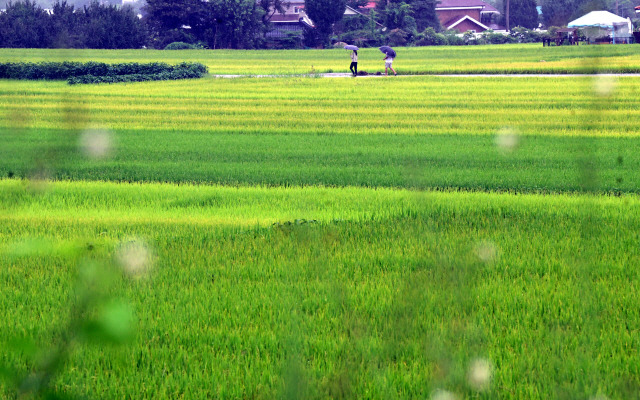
[210,72,640,78]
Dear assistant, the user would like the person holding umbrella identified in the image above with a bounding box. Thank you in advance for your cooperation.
[379,46,397,76]
[384,54,397,76]
[344,44,359,77]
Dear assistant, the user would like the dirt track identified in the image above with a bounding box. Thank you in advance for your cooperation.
[209,72,640,78]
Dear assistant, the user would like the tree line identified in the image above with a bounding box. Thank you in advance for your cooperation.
[0,0,281,49]
[0,0,632,49]
[0,0,146,48]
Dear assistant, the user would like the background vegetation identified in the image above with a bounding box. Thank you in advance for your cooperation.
[3,0,626,50]
[0,0,146,49]
[1,45,640,75]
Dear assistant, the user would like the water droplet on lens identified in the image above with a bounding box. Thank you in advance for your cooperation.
[79,128,114,159]
[467,358,492,391]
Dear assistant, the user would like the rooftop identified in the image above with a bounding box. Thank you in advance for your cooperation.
[436,0,499,13]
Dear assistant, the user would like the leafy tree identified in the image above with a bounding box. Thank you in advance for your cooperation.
[144,0,210,39]
[207,0,263,49]
[1,0,124,7]
[347,0,370,8]
[50,1,84,48]
[572,0,634,17]
[505,0,538,29]
[376,0,439,33]
[0,0,52,48]
[341,13,369,31]
[541,0,576,27]
[144,0,262,49]
[387,27,409,45]
[535,0,634,25]
[415,26,446,45]
[382,2,416,32]
[258,0,287,27]
[0,0,146,49]
[305,0,347,47]
[79,1,147,49]
[614,0,636,18]
[410,0,440,32]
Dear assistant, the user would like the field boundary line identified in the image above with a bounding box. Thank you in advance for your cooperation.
[209,72,640,79]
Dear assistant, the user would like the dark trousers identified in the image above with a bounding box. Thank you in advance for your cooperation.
[350,62,357,76]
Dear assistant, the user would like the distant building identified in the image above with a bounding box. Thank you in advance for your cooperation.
[354,2,377,16]
[435,0,502,33]
[264,1,314,42]
[264,1,379,43]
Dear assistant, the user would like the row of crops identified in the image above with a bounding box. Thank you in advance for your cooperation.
[2,179,639,398]
[1,76,637,193]
[3,76,638,137]
[1,44,640,75]
[1,47,639,399]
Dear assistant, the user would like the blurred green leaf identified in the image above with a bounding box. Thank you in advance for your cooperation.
[7,336,38,358]
[76,260,117,302]
[0,362,17,384]
[82,300,134,344]
[3,238,82,259]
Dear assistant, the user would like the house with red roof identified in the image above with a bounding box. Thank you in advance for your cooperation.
[264,0,500,43]
[357,2,378,15]
[435,0,502,33]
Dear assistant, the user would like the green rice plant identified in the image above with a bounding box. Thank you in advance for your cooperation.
[0,256,136,400]
[1,47,638,400]
[0,76,637,193]
[0,44,638,75]
[1,179,639,399]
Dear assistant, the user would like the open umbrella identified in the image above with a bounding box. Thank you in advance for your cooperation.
[379,46,396,58]
[344,45,359,51]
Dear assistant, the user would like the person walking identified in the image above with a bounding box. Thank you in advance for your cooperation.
[350,50,358,77]
[384,54,397,76]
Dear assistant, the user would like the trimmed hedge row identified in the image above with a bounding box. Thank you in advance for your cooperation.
[0,61,208,83]
[67,64,208,85]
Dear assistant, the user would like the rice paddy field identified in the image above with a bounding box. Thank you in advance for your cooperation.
[1,46,640,399]
[2,43,640,75]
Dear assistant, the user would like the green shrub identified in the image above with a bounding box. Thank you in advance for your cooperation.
[0,61,208,83]
[387,28,410,46]
[480,30,516,44]
[415,27,446,46]
[337,30,382,47]
[67,63,208,85]
[509,26,543,43]
[462,31,480,45]
[164,42,201,50]
[443,31,465,45]
[278,32,303,49]
[341,14,369,31]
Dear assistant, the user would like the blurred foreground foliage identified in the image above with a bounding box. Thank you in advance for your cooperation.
[0,227,140,399]
[1,179,639,398]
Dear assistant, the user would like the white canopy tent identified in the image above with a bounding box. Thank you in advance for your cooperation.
[568,11,632,43]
